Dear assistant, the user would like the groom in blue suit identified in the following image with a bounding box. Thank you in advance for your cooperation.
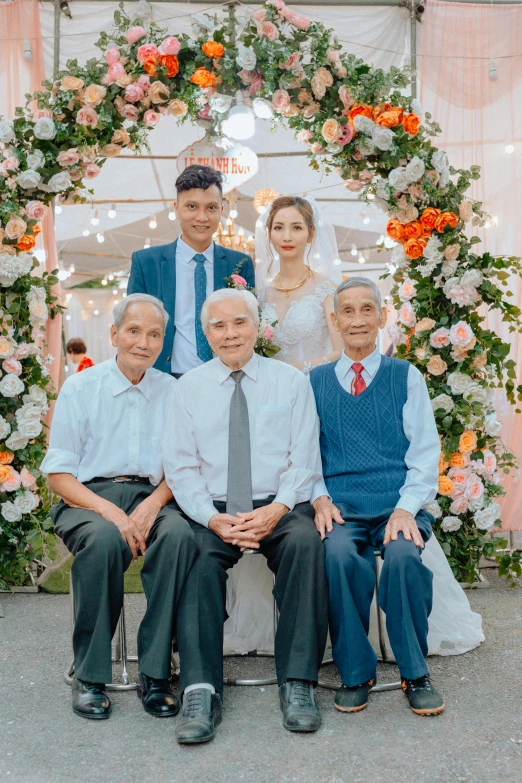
[128,165,255,376]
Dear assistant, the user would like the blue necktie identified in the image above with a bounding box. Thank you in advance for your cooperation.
[193,254,213,362]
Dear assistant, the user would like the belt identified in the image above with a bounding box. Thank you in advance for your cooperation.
[89,476,151,484]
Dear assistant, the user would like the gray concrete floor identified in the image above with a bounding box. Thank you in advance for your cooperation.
[1,571,521,783]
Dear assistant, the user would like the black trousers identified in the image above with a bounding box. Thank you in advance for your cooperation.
[52,479,198,684]
[176,499,329,696]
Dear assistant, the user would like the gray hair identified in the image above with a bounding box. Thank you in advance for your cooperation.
[113,293,169,331]
[201,288,259,334]
[333,277,382,313]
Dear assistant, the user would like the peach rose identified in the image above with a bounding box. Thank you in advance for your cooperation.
[137,44,160,64]
[159,55,179,78]
[459,430,478,454]
[257,21,280,40]
[284,8,311,30]
[148,81,170,104]
[404,238,427,259]
[61,74,84,91]
[253,9,266,23]
[119,104,140,121]
[296,129,313,144]
[449,452,467,469]
[126,26,146,44]
[20,466,37,488]
[57,149,80,167]
[0,452,14,465]
[311,67,333,99]
[448,467,468,487]
[398,279,416,301]
[430,327,451,348]
[419,207,441,232]
[427,354,448,376]
[0,465,12,484]
[338,85,354,109]
[402,113,420,135]
[99,144,121,158]
[2,358,22,375]
[82,84,107,108]
[2,467,21,492]
[344,179,363,192]
[168,99,188,118]
[438,476,455,497]
[76,107,98,128]
[415,347,429,361]
[450,496,468,515]
[5,215,27,241]
[112,128,131,146]
[459,201,473,223]
[82,163,101,179]
[322,118,340,144]
[434,212,458,233]
[143,110,161,126]
[438,454,449,475]
[25,201,46,220]
[190,68,218,89]
[465,474,484,501]
[449,321,474,347]
[444,243,460,262]
[301,102,320,119]
[473,353,488,369]
[203,41,224,59]
[272,89,291,112]
[386,219,404,242]
[398,302,416,328]
[415,317,436,333]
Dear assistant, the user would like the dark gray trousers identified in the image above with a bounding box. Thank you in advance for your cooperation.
[52,479,198,684]
[176,499,329,697]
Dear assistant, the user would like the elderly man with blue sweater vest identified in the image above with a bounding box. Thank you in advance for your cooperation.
[310,277,445,717]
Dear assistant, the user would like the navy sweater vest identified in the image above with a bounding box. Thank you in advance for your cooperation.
[310,356,410,516]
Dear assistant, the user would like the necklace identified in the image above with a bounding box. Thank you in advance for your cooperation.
[273,266,312,298]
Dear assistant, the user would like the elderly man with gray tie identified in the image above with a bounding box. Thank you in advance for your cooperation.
[164,287,328,745]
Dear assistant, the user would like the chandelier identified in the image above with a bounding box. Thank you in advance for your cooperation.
[254,188,279,215]
[213,190,254,256]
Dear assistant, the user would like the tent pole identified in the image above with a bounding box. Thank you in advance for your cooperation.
[409,0,417,99]
[53,0,61,76]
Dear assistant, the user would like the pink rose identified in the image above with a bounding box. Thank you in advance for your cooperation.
[238,69,254,85]
[249,73,263,96]
[281,52,301,70]
[253,9,266,23]
[34,109,52,120]
[398,301,416,328]
[198,106,211,120]
[327,48,342,65]
[272,89,290,112]
[135,74,151,92]
[448,468,469,489]
[263,325,275,340]
[57,148,80,167]
[137,43,160,64]
[25,201,46,220]
[337,124,355,146]
[120,104,140,121]
[2,358,22,375]
[143,109,161,126]
[76,107,98,128]
[429,327,451,348]
[482,450,497,473]
[125,26,146,45]
[449,321,474,347]
[359,169,373,184]
[105,62,126,84]
[82,163,101,180]
[450,496,468,515]
[105,47,120,65]
[344,179,364,192]
[257,21,280,40]
[124,84,145,103]
[231,274,247,288]
[464,474,485,501]
[3,158,19,173]
[297,129,313,144]
[13,343,31,359]
[339,85,354,109]
[398,279,417,302]
[2,468,21,493]
[311,142,325,155]
[160,37,180,55]
[283,8,310,30]
[20,467,37,489]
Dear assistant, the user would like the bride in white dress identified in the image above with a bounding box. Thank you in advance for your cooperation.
[223,195,483,660]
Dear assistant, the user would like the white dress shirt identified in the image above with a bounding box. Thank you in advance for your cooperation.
[171,236,214,374]
[312,346,440,517]
[164,352,322,527]
[41,358,175,485]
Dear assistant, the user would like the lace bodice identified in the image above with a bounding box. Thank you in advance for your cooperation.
[261,279,337,365]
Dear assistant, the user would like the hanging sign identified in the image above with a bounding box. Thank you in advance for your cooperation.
[176,138,258,194]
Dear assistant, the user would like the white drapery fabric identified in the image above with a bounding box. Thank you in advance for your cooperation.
[63,290,117,373]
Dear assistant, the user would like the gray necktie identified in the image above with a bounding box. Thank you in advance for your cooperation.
[226,370,253,517]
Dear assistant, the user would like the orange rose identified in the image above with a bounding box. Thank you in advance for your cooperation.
[142,56,159,77]
[420,207,441,232]
[402,113,420,135]
[190,68,218,89]
[438,454,449,475]
[402,220,423,240]
[159,54,179,78]
[0,465,12,483]
[438,476,455,497]
[202,41,224,59]
[386,219,404,243]
[0,452,14,465]
[404,237,427,259]
[434,212,458,233]
[16,223,41,252]
[348,103,373,126]
[373,103,404,128]
[449,452,467,468]
[459,430,478,454]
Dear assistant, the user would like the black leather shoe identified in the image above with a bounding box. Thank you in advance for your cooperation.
[175,688,222,745]
[279,680,321,732]
[72,677,111,720]
[137,672,180,717]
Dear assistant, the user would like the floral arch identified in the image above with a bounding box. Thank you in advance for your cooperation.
[0,0,520,588]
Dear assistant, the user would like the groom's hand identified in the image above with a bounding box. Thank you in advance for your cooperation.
[312,496,344,540]
[229,502,289,545]
[209,513,260,549]
[383,509,424,549]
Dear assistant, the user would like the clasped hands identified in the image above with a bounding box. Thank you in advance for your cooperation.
[100,495,162,560]
[209,502,289,551]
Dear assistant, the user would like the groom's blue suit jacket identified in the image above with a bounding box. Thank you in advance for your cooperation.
[127,238,255,374]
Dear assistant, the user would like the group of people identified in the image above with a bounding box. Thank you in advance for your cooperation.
[43,164,485,744]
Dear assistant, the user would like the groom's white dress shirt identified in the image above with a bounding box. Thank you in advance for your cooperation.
[312,346,440,517]
[41,358,175,485]
[171,236,214,375]
[163,352,322,527]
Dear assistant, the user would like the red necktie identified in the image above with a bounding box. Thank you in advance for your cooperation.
[351,362,366,396]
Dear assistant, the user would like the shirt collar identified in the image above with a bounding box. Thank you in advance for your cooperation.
[216,352,259,385]
[338,345,381,379]
[177,235,214,265]
[109,357,151,399]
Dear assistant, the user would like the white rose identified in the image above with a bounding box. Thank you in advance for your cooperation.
[14,491,38,515]
[209,93,234,114]
[5,430,29,450]
[439,167,450,188]
[17,418,43,438]
[0,339,15,359]
[16,169,41,190]
[411,98,422,116]
[484,413,502,437]
[0,374,24,397]
[388,324,405,346]
[16,402,42,422]
[388,166,410,192]
[391,244,407,267]
[28,300,48,324]
[447,371,472,396]
[375,179,389,200]
[353,115,375,135]
[431,393,454,414]
[0,258,19,287]
[461,269,483,288]
[463,383,487,404]
[441,259,459,278]
[47,171,71,192]
[431,149,448,173]
[25,385,48,408]
[473,502,501,532]
[0,416,11,439]
[26,150,45,170]
[356,137,375,157]
[14,253,35,276]
[33,117,56,140]
[441,515,462,533]
[426,500,442,519]
[405,155,425,182]
[371,125,394,151]
[190,12,216,32]
[1,501,22,523]
[0,120,15,144]
[423,235,443,261]
[236,45,257,70]
[27,285,46,303]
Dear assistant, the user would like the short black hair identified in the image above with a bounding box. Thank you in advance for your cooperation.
[66,338,87,355]
[175,164,223,195]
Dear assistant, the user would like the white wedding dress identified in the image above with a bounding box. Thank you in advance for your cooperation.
[223,276,484,660]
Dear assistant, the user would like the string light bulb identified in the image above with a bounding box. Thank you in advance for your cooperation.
[168,210,176,221]
[96,231,104,243]
[144,237,151,249]
[149,215,157,229]
[505,144,515,154]
[91,209,99,226]
[55,204,62,215]
[108,203,117,219]
[82,227,90,237]
[351,244,358,257]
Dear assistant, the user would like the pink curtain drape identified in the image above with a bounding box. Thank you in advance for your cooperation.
[420,1,522,529]
[0,0,62,397]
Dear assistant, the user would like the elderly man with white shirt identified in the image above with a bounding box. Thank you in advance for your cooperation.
[41,294,197,721]
[164,288,328,745]
[310,277,445,717]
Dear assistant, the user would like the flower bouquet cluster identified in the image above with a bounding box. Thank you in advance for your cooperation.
[225,266,280,359]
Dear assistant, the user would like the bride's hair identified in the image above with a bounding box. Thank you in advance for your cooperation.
[266,196,316,276]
